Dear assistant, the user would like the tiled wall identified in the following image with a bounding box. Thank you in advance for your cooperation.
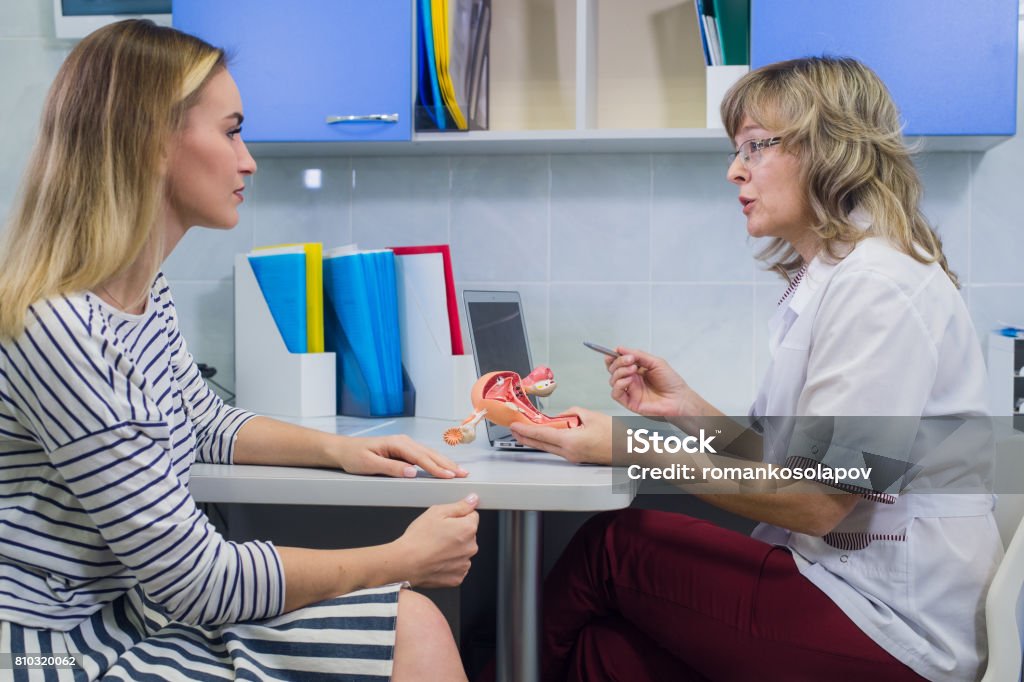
[3,1,1023,416]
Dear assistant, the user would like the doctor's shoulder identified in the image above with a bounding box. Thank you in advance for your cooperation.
[836,236,954,297]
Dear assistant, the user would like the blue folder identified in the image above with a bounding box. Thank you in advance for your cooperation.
[248,251,307,353]
[323,250,405,417]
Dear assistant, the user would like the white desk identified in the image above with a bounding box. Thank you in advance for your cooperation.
[190,416,636,682]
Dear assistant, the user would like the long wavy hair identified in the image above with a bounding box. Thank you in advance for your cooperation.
[0,20,225,338]
[721,56,957,287]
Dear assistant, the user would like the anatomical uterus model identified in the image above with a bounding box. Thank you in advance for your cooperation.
[443,366,581,446]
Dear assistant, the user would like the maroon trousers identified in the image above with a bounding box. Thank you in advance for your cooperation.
[542,509,927,682]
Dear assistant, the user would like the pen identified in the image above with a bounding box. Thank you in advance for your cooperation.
[583,341,620,358]
[583,341,649,376]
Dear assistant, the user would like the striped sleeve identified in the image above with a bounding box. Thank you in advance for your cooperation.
[157,277,256,465]
[1,297,284,625]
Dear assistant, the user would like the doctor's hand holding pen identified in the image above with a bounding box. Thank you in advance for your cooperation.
[511,344,723,465]
[584,341,706,418]
[508,343,639,465]
[605,347,696,417]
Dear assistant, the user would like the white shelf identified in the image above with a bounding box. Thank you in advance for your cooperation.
[413,128,732,153]
[246,130,1009,157]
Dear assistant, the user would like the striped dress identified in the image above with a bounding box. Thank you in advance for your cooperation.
[0,275,401,681]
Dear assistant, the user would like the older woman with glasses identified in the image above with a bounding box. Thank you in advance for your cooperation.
[511,57,998,682]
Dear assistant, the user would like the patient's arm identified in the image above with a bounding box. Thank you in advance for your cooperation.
[234,416,467,479]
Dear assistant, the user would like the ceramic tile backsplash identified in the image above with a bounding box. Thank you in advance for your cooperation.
[250,157,352,249]
[451,155,549,282]
[917,153,972,282]
[546,283,651,414]
[2,2,1019,414]
[970,134,1024,284]
[550,154,651,282]
[652,154,756,282]
[970,286,1024,351]
[968,31,1024,285]
[351,156,450,249]
[652,284,755,415]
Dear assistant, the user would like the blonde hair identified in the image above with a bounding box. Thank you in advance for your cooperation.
[0,20,225,338]
[721,56,958,287]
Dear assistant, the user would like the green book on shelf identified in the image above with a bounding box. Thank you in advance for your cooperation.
[713,0,749,66]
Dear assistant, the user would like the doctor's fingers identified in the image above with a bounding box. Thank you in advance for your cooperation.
[611,381,644,411]
[608,364,643,389]
[611,375,640,394]
[606,354,638,375]
[611,387,638,413]
[510,421,569,449]
[510,420,552,442]
[510,429,574,461]
[617,346,664,368]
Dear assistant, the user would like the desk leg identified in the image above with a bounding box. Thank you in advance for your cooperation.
[497,510,541,682]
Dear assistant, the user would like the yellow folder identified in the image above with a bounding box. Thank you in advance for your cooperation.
[251,242,324,353]
[431,0,467,130]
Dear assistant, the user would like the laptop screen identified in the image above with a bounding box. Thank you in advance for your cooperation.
[466,300,532,378]
[464,293,539,445]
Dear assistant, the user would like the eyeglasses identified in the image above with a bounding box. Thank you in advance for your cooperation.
[728,137,782,169]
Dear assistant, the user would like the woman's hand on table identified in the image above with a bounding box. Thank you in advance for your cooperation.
[392,494,480,587]
[509,407,613,466]
[333,435,470,479]
[607,347,692,416]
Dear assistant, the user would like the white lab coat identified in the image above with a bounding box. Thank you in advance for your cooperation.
[750,236,1002,682]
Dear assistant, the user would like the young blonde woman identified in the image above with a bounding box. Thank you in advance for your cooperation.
[511,58,999,681]
[0,20,477,681]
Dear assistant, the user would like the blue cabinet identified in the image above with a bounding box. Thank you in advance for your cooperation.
[173,0,413,142]
[751,0,1018,136]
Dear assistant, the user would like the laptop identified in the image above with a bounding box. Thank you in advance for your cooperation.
[463,290,540,450]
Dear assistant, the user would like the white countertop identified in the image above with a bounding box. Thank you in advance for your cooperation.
[190,416,636,512]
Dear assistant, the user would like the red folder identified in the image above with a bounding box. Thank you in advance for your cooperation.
[388,245,464,355]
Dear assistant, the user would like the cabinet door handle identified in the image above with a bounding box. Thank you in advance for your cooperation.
[325,114,399,124]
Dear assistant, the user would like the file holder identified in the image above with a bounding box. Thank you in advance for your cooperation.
[322,250,412,418]
[324,301,415,418]
[234,253,337,417]
[706,64,749,128]
[333,340,417,418]
[394,255,478,420]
